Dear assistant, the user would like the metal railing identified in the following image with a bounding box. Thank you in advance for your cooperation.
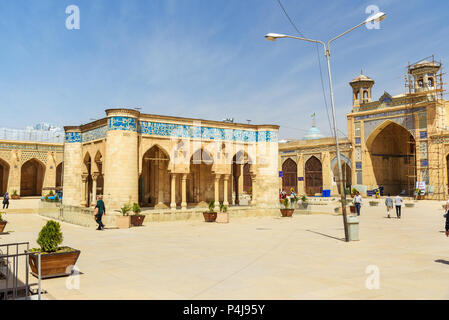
[0,242,42,300]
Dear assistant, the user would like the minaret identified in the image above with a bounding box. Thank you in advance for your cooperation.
[349,71,375,108]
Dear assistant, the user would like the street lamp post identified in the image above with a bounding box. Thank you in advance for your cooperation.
[266,12,386,242]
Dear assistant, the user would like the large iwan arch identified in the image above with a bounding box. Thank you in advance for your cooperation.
[20,158,46,197]
[366,121,416,195]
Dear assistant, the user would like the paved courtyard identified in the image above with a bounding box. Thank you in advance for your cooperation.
[1,200,449,300]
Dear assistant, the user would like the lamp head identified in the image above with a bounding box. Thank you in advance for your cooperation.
[265,33,287,41]
[365,12,386,23]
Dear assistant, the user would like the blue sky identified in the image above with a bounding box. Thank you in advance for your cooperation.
[0,0,448,139]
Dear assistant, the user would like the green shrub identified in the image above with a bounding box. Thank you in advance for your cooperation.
[116,204,132,216]
[301,195,307,202]
[208,200,215,213]
[132,202,141,215]
[220,204,228,213]
[0,212,4,221]
[12,190,18,196]
[37,220,63,252]
[282,197,290,209]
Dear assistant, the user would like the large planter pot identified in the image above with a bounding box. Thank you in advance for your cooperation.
[203,212,217,222]
[131,214,145,227]
[116,216,131,229]
[11,195,20,200]
[349,205,356,214]
[0,221,7,233]
[28,247,81,279]
[216,212,229,223]
[280,209,294,217]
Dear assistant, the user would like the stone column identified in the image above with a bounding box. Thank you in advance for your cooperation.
[170,173,177,210]
[91,173,99,206]
[81,174,88,207]
[181,174,187,210]
[214,174,221,211]
[250,173,256,206]
[158,158,165,206]
[223,175,229,206]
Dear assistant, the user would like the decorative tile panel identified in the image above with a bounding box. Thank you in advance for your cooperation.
[138,121,277,143]
[354,107,425,121]
[82,126,107,143]
[420,131,427,139]
[108,117,137,132]
[65,132,81,143]
[364,115,415,141]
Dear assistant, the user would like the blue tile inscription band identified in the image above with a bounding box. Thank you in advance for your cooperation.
[66,117,278,143]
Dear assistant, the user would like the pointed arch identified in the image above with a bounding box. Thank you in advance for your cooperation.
[365,120,412,150]
[0,158,10,196]
[305,156,322,196]
[282,158,297,193]
[20,158,46,196]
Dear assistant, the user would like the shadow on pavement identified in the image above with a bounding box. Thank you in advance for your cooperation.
[306,230,345,242]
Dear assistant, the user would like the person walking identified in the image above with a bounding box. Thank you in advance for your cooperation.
[2,192,9,209]
[94,195,106,230]
[353,191,362,216]
[445,199,449,237]
[385,194,393,218]
[394,194,403,219]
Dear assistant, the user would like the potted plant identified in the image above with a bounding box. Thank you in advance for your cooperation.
[203,200,217,222]
[115,203,132,229]
[217,203,229,223]
[11,190,20,200]
[280,197,294,217]
[130,202,145,227]
[0,212,7,233]
[27,220,80,278]
[299,195,308,210]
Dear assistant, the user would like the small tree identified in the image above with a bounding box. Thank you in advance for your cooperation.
[220,203,228,213]
[37,220,63,252]
[282,197,290,209]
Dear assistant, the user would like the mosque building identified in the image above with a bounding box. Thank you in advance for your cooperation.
[279,58,449,200]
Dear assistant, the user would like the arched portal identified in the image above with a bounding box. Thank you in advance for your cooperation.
[56,162,63,189]
[140,145,171,207]
[94,151,104,197]
[189,149,214,205]
[83,153,93,207]
[367,122,416,195]
[0,159,9,196]
[305,156,322,196]
[282,158,297,193]
[232,151,251,205]
[20,159,45,197]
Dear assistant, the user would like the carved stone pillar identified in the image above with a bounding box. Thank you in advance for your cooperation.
[81,174,88,207]
[170,173,177,210]
[181,174,187,210]
[214,174,221,211]
[223,175,229,206]
[91,172,99,206]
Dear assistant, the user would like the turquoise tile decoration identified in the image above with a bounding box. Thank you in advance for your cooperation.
[82,126,107,143]
[65,117,278,143]
[108,117,137,132]
[65,132,81,143]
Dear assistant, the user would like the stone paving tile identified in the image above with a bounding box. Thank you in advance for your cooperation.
[2,200,449,299]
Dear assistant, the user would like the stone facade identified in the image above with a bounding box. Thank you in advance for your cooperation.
[63,109,280,211]
[0,140,63,196]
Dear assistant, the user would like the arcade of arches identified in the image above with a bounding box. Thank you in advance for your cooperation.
[0,142,64,198]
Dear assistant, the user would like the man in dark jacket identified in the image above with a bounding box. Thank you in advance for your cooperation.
[95,195,106,230]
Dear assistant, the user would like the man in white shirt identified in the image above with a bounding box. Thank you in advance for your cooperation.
[395,194,403,219]
[353,191,362,216]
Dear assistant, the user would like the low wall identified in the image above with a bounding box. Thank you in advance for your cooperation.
[38,201,332,228]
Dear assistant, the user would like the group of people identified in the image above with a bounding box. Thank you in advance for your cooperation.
[352,191,403,218]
